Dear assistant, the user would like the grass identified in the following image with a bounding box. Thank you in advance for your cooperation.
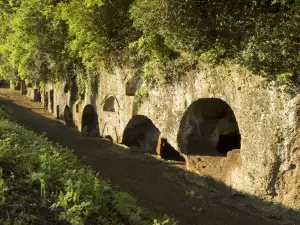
[0,109,177,225]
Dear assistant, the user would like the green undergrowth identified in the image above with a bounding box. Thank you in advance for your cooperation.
[0,109,177,225]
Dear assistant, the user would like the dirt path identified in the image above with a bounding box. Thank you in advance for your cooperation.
[0,88,289,225]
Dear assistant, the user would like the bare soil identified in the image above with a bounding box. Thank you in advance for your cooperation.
[0,88,292,225]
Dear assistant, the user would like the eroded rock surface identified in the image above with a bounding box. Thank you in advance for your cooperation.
[34,62,300,222]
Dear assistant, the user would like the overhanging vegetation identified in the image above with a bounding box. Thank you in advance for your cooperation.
[0,0,299,92]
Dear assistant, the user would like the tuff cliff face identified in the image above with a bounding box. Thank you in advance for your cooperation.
[140,63,300,217]
[34,62,300,222]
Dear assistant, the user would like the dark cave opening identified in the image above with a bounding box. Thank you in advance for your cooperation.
[160,138,185,162]
[122,115,160,153]
[81,105,99,137]
[64,105,74,127]
[217,132,241,154]
[178,98,241,156]
[103,96,116,112]
[44,92,49,110]
[50,90,54,113]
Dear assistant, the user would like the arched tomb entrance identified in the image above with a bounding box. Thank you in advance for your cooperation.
[178,98,241,156]
[81,105,99,137]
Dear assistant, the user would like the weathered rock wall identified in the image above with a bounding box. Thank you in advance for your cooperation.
[138,63,300,217]
[42,62,300,221]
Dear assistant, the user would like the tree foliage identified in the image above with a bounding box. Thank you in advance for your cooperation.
[0,0,299,90]
[130,0,300,84]
[0,0,68,82]
[57,0,135,93]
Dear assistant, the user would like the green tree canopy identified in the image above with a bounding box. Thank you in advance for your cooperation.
[0,0,299,89]
[130,0,300,84]
[0,0,68,83]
